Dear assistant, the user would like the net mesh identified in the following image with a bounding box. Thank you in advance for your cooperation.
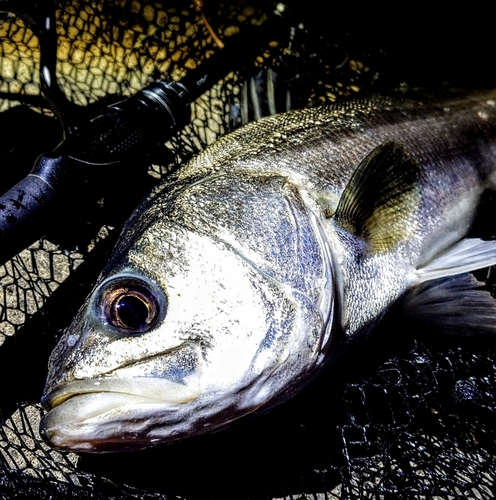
[0,0,495,499]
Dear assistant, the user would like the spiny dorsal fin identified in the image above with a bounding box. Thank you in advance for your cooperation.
[334,140,421,252]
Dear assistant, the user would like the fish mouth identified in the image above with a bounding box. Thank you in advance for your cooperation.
[40,375,202,453]
[42,375,202,408]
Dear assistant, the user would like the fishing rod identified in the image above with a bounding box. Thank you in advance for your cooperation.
[0,2,289,266]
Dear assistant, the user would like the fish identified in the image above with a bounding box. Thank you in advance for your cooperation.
[40,90,496,452]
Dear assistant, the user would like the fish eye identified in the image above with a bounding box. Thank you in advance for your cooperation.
[99,277,162,333]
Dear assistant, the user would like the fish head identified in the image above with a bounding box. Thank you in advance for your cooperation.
[40,172,335,452]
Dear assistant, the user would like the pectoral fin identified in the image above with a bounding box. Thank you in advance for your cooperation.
[332,140,496,337]
[334,140,421,252]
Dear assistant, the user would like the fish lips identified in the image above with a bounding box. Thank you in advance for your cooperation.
[40,375,202,453]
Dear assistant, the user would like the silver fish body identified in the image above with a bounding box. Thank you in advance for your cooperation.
[41,92,496,452]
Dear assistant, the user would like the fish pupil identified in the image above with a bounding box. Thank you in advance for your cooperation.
[115,295,150,330]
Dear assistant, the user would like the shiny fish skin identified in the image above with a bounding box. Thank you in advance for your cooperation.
[40,92,496,452]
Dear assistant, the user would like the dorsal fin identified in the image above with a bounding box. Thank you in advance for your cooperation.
[334,140,421,252]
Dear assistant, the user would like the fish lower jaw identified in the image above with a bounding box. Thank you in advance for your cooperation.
[40,377,202,452]
[40,393,191,453]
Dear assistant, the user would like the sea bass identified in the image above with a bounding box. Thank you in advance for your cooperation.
[40,91,496,452]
